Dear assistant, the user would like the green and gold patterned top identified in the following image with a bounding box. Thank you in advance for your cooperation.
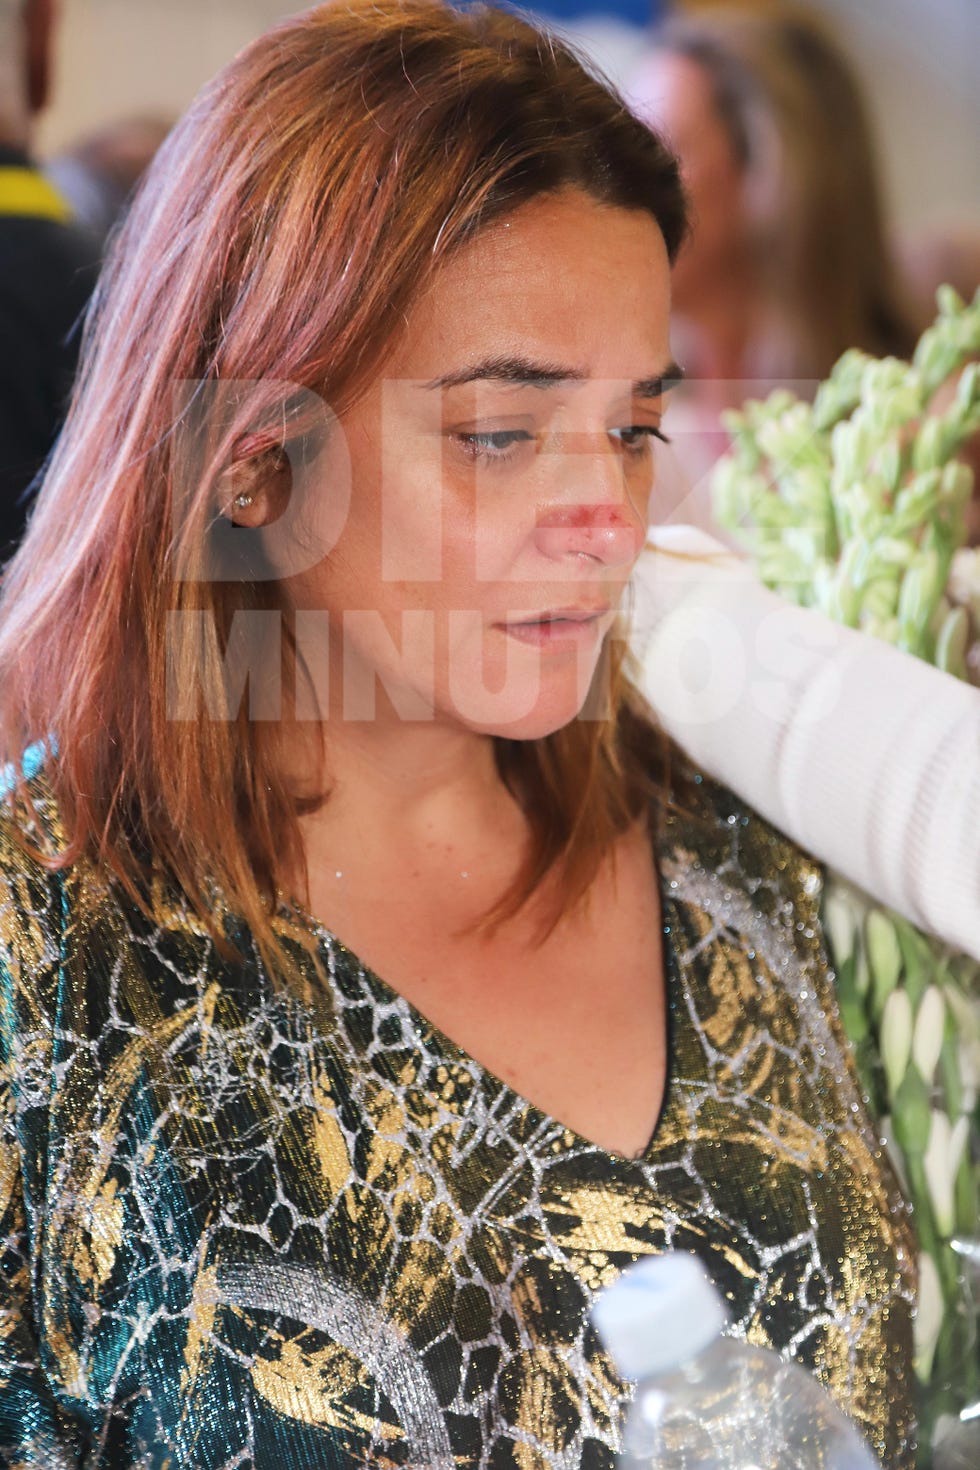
[0,759,916,1469]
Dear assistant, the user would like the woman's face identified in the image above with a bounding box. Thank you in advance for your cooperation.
[630,51,745,307]
[283,188,674,741]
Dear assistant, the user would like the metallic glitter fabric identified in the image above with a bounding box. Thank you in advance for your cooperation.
[0,766,916,1468]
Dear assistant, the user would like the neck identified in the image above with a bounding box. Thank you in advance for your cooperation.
[286,708,521,874]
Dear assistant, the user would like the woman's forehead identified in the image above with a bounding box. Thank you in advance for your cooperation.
[380,190,673,384]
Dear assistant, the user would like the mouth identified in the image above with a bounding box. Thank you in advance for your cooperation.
[498,606,611,646]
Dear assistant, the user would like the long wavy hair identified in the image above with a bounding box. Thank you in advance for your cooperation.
[647,2,915,378]
[0,0,687,971]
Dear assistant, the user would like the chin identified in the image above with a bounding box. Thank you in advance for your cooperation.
[450,670,604,742]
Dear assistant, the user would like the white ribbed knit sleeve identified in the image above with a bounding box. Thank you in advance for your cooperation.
[631,525,980,961]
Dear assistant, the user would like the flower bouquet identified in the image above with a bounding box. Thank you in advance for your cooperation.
[711,285,980,1466]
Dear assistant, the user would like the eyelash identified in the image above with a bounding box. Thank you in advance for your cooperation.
[612,426,672,454]
[454,426,671,463]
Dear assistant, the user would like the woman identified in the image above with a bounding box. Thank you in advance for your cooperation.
[629,2,914,385]
[0,4,915,1466]
[626,3,917,535]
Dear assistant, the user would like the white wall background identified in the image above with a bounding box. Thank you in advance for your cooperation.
[814,0,979,234]
[37,1,297,148]
[36,0,980,235]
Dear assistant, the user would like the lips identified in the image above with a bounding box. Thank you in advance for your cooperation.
[509,605,610,625]
[498,605,611,646]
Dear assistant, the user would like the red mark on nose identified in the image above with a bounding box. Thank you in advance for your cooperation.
[533,504,643,565]
[536,504,635,530]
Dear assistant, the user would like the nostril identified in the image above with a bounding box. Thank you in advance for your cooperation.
[533,507,644,565]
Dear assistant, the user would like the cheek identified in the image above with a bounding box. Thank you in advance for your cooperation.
[437,493,530,599]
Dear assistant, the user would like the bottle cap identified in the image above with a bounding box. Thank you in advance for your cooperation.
[591,1252,729,1381]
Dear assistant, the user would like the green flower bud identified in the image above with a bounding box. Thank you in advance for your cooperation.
[872,538,916,570]
[897,550,944,650]
[955,359,980,413]
[758,547,809,587]
[939,459,974,515]
[936,283,966,316]
[710,457,746,533]
[914,332,961,395]
[912,418,948,473]
[865,385,925,434]
[935,606,970,679]
[874,439,905,495]
[860,579,901,625]
[891,1064,931,1155]
[891,469,942,535]
[779,465,833,521]
[892,917,933,1009]
[814,351,870,429]
[867,909,903,1013]
[860,615,900,644]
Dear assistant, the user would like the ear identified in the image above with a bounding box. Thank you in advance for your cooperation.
[24,0,56,116]
[219,442,293,528]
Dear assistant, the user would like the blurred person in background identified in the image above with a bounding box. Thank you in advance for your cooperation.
[626,3,980,950]
[45,114,173,255]
[625,4,980,969]
[627,1,917,532]
[0,0,99,554]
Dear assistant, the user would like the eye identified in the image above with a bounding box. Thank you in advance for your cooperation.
[611,425,671,455]
[452,428,535,462]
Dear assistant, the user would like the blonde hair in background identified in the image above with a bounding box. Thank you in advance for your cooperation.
[651,0,916,378]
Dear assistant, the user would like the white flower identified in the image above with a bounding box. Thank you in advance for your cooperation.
[912,986,946,1085]
[914,1250,944,1383]
[824,885,860,967]
[881,989,913,1099]
[959,1040,980,1115]
[923,1111,970,1238]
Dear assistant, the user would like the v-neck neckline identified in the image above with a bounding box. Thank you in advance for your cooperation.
[284,801,682,1167]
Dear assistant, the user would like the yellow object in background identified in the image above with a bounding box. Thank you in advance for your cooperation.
[0,166,72,222]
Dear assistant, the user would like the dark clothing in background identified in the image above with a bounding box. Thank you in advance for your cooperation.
[0,144,99,555]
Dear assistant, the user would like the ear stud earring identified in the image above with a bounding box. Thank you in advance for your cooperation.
[234,493,254,509]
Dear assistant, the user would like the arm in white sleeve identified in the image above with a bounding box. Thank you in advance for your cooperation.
[631,524,980,961]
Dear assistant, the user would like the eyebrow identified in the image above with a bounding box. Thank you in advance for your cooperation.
[422,355,685,397]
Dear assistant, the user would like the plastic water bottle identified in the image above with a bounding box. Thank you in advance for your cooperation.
[592,1252,880,1469]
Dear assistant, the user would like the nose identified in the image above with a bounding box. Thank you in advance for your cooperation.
[533,502,644,566]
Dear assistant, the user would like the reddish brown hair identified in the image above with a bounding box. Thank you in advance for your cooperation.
[0,0,686,969]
